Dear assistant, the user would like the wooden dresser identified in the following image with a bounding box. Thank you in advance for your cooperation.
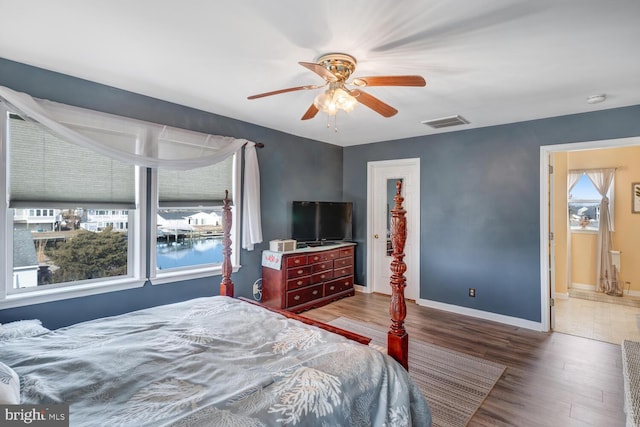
[261,243,355,313]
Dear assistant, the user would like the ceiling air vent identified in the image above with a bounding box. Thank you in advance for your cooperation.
[421,115,469,129]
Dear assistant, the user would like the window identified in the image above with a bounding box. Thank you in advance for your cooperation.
[568,173,614,232]
[6,115,142,295]
[151,156,239,282]
[0,87,257,308]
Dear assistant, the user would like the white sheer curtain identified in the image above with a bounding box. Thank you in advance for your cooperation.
[0,85,263,250]
[566,171,583,293]
[585,169,619,295]
[242,143,263,250]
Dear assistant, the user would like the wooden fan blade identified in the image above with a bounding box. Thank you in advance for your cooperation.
[301,104,319,120]
[350,90,398,118]
[247,85,322,100]
[351,75,426,87]
[299,62,338,82]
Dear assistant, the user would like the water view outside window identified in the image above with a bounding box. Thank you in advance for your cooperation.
[568,174,612,231]
[156,208,225,271]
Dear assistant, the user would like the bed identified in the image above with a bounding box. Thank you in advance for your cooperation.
[1,183,431,426]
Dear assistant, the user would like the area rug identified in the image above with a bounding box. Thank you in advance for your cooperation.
[328,317,506,427]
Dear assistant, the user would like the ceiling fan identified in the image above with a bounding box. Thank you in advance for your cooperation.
[247,53,426,120]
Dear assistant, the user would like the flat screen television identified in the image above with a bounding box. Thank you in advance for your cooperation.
[291,201,353,243]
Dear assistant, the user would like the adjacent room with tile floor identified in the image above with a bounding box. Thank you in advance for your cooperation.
[555,292,640,345]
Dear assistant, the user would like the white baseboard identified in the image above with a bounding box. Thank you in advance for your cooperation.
[555,292,569,299]
[353,284,369,294]
[571,282,595,291]
[571,282,639,297]
[417,298,544,331]
[626,290,640,297]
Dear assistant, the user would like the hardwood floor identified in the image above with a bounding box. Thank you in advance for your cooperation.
[304,293,626,426]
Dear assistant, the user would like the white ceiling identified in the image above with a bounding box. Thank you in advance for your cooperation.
[2,0,640,147]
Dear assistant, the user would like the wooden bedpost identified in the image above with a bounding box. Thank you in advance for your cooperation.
[388,180,408,370]
[220,190,234,297]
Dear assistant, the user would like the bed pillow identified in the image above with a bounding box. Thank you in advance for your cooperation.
[0,319,50,342]
[0,362,20,404]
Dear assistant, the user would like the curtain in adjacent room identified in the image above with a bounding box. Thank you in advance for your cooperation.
[566,171,583,293]
[585,168,619,295]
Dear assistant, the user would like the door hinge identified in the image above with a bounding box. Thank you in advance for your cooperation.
[549,231,554,241]
[548,164,554,174]
[550,298,555,307]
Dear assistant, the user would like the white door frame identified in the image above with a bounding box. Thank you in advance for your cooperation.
[366,158,420,300]
[540,136,640,332]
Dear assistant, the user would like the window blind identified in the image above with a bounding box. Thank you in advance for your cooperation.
[158,155,234,208]
[8,116,136,208]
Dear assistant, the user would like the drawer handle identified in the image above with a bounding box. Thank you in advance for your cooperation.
[294,295,301,301]
[313,256,319,261]
[320,275,325,279]
[312,290,319,295]
[297,280,303,285]
[329,286,335,291]
[297,269,303,274]
[294,259,300,264]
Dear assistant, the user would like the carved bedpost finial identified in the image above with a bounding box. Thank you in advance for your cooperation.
[388,180,408,369]
[220,190,234,297]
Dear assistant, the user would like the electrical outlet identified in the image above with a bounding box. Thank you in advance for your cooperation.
[469,288,476,297]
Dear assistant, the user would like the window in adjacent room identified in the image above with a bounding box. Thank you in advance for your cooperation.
[568,173,614,232]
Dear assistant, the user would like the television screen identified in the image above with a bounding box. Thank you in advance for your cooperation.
[291,201,352,242]
[319,202,353,241]
[291,201,319,242]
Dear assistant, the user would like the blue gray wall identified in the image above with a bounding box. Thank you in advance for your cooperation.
[0,58,343,328]
[344,106,640,322]
[3,57,640,327]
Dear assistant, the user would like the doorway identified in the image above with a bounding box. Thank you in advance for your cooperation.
[366,158,420,300]
[541,137,640,342]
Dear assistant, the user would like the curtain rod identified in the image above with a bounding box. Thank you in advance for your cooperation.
[568,166,621,172]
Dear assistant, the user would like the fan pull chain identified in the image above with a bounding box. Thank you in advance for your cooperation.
[324,114,340,133]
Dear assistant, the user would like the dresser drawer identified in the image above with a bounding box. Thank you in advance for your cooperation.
[311,270,333,283]
[324,249,341,260]
[324,276,353,295]
[287,284,323,307]
[339,247,354,257]
[287,265,312,279]
[286,275,311,291]
[286,255,308,268]
[334,257,352,268]
[308,253,325,263]
[333,265,353,278]
[308,249,341,263]
[311,260,333,273]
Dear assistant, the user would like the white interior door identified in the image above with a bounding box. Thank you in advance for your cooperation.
[367,159,420,300]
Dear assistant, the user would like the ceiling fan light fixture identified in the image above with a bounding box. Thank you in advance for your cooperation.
[333,88,357,112]
[248,52,425,121]
[313,87,357,115]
